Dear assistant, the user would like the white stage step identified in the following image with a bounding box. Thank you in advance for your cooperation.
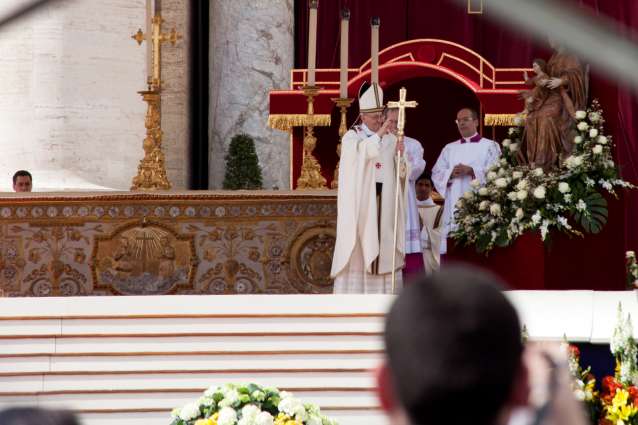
[1,292,637,425]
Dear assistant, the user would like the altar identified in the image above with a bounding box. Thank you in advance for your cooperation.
[0,191,337,297]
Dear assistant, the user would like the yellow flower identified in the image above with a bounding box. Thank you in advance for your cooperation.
[194,419,215,425]
[274,413,291,425]
[606,389,638,424]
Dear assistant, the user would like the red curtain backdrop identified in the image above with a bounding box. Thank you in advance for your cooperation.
[293,0,638,290]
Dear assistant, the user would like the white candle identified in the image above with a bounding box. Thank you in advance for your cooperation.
[307,0,318,87]
[371,16,380,85]
[339,8,350,98]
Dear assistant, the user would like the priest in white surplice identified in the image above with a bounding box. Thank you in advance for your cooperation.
[331,82,409,294]
[432,108,501,254]
[384,108,426,282]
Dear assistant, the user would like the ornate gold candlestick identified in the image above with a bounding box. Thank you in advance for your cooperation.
[130,88,171,190]
[296,86,327,190]
[130,14,181,191]
[329,97,353,189]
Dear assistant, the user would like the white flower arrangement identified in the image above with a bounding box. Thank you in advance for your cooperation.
[170,384,338,425]
[609,304,638,385]
[450,100,635,253]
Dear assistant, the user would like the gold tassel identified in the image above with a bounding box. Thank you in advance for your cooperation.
[268,114,331,131]
[484,113,518,127]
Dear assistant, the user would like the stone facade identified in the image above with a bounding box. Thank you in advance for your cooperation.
[209,0,294,190]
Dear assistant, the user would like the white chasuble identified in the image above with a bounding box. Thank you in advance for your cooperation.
[331,124,409,294]
[431,135,501,253]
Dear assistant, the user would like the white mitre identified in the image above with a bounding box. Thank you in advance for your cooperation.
[358,81,384,113]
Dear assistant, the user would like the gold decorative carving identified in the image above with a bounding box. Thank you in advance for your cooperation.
[130,89,172,191]
[92,220,196,295]
[285,223,336,293]
[329,97,354,189]
[297,86,327,190]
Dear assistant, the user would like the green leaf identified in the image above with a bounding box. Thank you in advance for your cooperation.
[572,192,608,233]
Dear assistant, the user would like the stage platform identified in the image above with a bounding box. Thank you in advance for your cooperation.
[0,292,636,425]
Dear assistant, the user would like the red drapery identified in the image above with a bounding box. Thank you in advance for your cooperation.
[293,0,638,290]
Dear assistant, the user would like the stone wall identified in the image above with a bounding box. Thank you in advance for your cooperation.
[209,0,294,190]
[0,0,148,191]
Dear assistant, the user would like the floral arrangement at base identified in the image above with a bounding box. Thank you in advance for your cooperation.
[170,384,338,425]
[563,341,599,422]
[627,251,638,289]
[452,100,635,253]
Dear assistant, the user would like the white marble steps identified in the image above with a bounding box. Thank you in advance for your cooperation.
[0,295,394,425]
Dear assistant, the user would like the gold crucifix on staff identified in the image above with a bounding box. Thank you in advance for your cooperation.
[132,15,181,90]
[386,87,418,293]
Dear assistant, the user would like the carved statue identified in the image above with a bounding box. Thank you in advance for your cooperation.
[520,41,587,170]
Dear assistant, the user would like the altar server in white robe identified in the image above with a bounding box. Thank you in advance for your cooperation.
[384,108,426,282]
[331,82,409,294]
[432,108,501,254]
[415,171,443,275]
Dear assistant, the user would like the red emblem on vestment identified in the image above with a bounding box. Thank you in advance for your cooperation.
[375,162,382,169]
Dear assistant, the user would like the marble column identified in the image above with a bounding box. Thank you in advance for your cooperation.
[158,0,190,190]
[0,0,147,191]
[209,0,294,190]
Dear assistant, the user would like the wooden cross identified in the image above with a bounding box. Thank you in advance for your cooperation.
[387,87,418,138]
[467,0,484,14]
[132,15,181,89]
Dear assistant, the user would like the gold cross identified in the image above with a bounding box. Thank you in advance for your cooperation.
[387,87,418,137]
[132,15,182,90]
[468,0,484,14]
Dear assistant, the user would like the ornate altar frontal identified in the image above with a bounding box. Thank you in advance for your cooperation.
[0,191,337,297]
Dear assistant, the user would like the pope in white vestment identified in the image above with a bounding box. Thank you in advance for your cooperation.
[432,108,501,254]
[331,82,409,294]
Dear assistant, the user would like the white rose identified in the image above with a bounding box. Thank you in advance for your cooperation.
[577,121,589,131]
[507,191,518,201]
[490,203,501,216]
[512,171,523,180]
[575,110,587,119]
[593,145,603,154]
[463,191,474,200]
[479,187,489,196]
[179,403,201,421]
[626,251,636,259]
[598,135,608,145]
[495,177,508,188]
[574,135,583,144]
[470,179,481,188]
[219,389,240,408]
[255,413,274,425]
[509,142,519,152]
[516,179,528,191]
[558,182,570,193]
[218,407,238,425]
[502,139,511,147]
[479,200,489,211]
[517,190,528,200]
[564,193,572,203]
[589,128,599,138]
[508,128,516,135]
[487,171,497,181]
[531,211,542,225]
[588,111,600,122]
[533,167,544,177]
[574,389,586,401]
[241,405,261,423]
[533,186,546,199]
[515,208,524,220]
[574,156,584,166]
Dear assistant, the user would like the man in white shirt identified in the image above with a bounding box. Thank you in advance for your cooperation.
[432,108,501,254]
[415,171,443,275]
